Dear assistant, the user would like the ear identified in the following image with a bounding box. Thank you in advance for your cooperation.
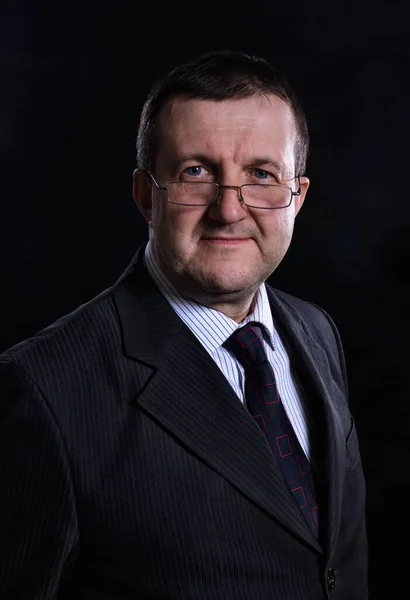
[133,168,153,223]
[293,176,310,216]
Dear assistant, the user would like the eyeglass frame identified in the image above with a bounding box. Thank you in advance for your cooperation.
[142,169,301,210]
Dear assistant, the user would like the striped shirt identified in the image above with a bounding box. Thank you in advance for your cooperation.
[144,241,311,459]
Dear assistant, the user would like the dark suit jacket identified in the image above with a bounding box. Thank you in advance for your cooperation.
[0,246,368,599]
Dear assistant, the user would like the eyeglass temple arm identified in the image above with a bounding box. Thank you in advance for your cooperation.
[291,175,301,196]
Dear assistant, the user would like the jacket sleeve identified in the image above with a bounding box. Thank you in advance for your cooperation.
[0,360,78,599]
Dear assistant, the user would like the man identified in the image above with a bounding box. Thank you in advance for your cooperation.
[0,50,368,598]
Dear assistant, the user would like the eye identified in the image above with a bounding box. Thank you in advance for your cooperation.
[184,166,206,177]
[253,168,272,180]
[180,165,214,182]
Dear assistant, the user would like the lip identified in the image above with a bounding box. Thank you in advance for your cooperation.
[201,237,250,245]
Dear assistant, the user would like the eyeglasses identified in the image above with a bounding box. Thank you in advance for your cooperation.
[145,170,301,210]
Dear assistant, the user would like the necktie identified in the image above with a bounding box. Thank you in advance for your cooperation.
[228,322,318,537]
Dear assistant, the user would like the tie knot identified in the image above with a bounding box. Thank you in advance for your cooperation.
[228,322,269,369]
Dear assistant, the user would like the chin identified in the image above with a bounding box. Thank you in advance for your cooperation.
[182,264,264,297]
[198,274,259,298]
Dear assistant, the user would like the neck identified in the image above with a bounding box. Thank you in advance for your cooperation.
[184,290,257,323]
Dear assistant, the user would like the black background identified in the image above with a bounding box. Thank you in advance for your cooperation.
[1,1,409,596]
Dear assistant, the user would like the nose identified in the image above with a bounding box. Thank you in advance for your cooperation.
[207,185,246,224]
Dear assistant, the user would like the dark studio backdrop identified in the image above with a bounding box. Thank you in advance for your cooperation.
[1,1,409,597]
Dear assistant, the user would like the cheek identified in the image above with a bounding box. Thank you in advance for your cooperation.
[152,204,201,246]
[258,210,294,238]
[152,203,174,238]
[276,210,295,233]
[257,212,296,261]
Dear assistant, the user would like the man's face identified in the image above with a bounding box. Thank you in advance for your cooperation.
[134,94,309,312]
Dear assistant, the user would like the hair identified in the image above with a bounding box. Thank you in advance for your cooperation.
[136,49,309,176]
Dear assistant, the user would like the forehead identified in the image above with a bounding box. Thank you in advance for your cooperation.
[156,94,297,170]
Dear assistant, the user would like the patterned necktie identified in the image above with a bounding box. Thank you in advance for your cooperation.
[228,321,319,537]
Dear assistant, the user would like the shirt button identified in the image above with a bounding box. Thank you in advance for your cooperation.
[327,568,336,589]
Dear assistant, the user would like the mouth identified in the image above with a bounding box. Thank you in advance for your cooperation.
[201,237,251,245]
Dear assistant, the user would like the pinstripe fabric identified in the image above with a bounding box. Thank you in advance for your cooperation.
[0,247,368,599]
[145,240,312,459]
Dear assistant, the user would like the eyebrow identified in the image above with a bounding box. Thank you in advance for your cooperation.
[245,157,285,174]
[169,155,286,177]
[169,154,211,174]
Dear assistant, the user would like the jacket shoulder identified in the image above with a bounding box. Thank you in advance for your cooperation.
[269,287,341,341]
[268,285,349,392]
[0,287,118,376]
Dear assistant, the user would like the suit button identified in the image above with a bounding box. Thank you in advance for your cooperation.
[327,568,336,589]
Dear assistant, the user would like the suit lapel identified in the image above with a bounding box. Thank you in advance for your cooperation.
[137,325,322,550]
[266,286,346,561]
[114,249,323,552]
